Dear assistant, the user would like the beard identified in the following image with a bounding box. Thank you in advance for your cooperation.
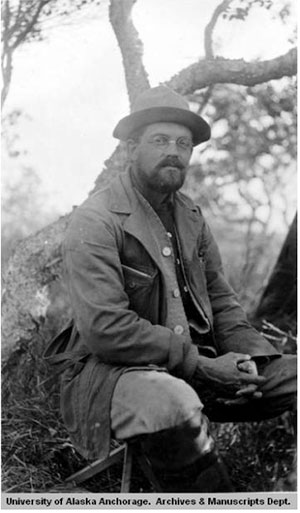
[141,156,187,193]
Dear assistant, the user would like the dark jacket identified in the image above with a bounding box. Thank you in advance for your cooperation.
[54,169,278,460]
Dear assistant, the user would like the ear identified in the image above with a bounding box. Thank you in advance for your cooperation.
[126,139,139,162]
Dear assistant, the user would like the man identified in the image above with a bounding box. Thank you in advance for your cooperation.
[47,86,296,492]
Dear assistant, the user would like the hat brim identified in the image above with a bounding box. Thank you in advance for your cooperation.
[113,106,210,146]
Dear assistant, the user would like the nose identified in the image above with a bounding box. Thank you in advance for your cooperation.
[165,140,179,155]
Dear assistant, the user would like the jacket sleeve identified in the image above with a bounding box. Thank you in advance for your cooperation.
[201,218,280,358]
[64,204,198,380]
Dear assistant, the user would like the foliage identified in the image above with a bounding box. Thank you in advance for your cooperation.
[2,332,78,492]
[1,0,102,45]
[223,0,274,22]
[212,414,295,492]
[189,79,296,224]
[1,0,104,105]
[2,111,59,267]
[184,78,296,306]
[221,0,294,27]
[1,168,58,267]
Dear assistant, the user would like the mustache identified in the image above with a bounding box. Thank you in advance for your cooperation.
[157,156,185,170]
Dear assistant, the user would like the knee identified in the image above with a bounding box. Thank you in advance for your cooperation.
[111,370,203,439]
[155,376,203,431]
[176,407,203,438]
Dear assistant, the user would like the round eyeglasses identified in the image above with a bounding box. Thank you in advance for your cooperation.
[147,134,193,151]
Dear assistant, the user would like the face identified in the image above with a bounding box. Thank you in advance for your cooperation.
[127,122,193,194]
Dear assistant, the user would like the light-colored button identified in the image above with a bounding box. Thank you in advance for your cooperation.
[167,232,172,238]
[176,258,180,265]
[173,288,180,298]
[162,247,172,257]
[174,325,184,335]
[183,286,188,293]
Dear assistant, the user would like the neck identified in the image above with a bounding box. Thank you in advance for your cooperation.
[130,167,173,211]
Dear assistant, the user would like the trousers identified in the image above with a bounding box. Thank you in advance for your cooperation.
[111,354,296,469]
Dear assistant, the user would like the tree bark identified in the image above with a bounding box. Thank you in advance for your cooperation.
[109,0,150,107]
[167,48,297,94]
[1,213,71,359]
[254,214,297,333]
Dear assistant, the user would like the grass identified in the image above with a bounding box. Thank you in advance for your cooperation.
[212,416,295,492]
[2,329,296,493]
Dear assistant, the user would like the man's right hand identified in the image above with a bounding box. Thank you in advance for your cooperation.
[192,352,266,399]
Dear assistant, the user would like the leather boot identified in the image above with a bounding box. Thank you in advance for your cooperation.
[149,448,234,493]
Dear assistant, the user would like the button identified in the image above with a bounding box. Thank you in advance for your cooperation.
[167,232,172,238]
[174,325,184,335]
[173,288,180,298]
[183,286,188,293]
[176,258,180,265]
[162,247,172,257]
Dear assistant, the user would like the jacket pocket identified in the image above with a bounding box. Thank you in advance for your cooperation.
[122,264,157,285]
[121,264,160,323]
[43,320,88,375]
[43,320,74,361]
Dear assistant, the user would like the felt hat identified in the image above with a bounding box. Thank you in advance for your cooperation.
[113,86,210,146]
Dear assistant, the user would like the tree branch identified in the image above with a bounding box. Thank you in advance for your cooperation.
[167,48,297,94]
[1,46,13,107]
[109,0,149,107]
[204,0,232,58]
[1,0,53,107]
[11,0,52,50]
[200,0,232,113]
[1,0,13,107]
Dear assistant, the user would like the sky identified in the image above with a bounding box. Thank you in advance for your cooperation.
[2,0,296,215]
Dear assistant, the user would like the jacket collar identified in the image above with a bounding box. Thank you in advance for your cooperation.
[108,168,202,266]
[107,168,136,214]
[108,167,199,217]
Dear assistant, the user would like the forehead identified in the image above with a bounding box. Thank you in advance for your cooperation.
[142,122,192,139]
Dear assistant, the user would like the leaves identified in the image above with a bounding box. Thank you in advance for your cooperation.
[1,0,104,106]
[223,0,274,21]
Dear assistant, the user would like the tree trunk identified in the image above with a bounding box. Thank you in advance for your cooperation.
[254,214,297,334]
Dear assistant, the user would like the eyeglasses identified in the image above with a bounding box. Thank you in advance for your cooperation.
[146,134,193,151]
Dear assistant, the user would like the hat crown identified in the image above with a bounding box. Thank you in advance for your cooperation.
[133,86,190,113]
[113,86,210,145]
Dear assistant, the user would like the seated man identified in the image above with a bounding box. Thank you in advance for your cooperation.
[48,86,296,492]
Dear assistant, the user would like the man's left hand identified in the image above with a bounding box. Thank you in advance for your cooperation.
[217,358,263,406]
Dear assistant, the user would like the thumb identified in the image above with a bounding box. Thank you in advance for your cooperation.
[238,360,257,374]
[233,353,251,364]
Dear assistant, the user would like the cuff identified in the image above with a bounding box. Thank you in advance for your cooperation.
[182,343,199,381]
[166,334,198,380]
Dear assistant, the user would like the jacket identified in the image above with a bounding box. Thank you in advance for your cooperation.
[55,169,279,460]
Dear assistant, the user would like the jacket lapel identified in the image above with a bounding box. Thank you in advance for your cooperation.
[174,193,203,263]
[108,171,166,269]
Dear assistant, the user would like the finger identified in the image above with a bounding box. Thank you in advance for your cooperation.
[239,374,267,386]
[236,384,258,397]
[217,396,249,406]
[233,353,251,363]
[253,391,263,399]
[237,361,257,374]
[221,392,263,405]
